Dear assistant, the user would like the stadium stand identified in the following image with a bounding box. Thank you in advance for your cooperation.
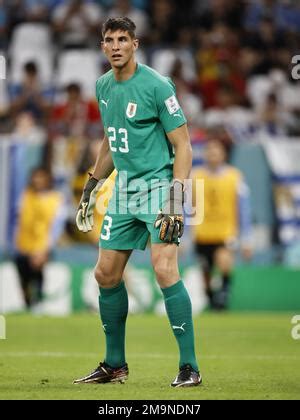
[1,0,300,313]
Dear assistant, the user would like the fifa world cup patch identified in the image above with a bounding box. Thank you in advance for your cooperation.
[165,95,180,115]
[126,102,137,118]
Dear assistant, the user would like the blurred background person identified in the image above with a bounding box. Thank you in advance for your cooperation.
[9,61,53,125]
[14,167,66,309]
[51,0,104,49]
[107,0,149,41]
[0,0,299,315]
[71,139,117,244]
[49,82,100,139]
[192,139,252,310]
[48,82,101,186]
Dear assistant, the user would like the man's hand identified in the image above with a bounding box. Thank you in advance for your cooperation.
[76,175,104,233]
[154,180,184,243]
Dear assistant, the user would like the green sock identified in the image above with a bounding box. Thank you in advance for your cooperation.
[161,280,198,372]
[99,281,128,368]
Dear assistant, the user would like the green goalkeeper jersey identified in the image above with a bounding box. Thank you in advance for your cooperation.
[95,63,187,193]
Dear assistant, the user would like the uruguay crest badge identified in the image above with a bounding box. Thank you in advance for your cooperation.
[126,102,137,118]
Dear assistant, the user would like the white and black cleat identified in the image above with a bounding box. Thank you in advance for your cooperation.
[171,364,202,387]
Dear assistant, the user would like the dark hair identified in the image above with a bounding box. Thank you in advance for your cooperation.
[66,82,81,94]
[24,61,38,74]
[29,166,53,189]
[102,17,136,39]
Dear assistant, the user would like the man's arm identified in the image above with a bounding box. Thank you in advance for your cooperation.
[154,123,192,242]
[166,123,193,184]
[92,135,114,181]
[76,135,114,232]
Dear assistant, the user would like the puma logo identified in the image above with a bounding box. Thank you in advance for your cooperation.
[172,322,186,332]
[101,99,109,107]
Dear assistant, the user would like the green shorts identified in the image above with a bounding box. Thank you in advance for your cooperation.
[99,186,179,250]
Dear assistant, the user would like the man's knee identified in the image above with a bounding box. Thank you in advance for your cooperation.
[94,265,121,288]
[215,247,234,273]
[152,257,179,285]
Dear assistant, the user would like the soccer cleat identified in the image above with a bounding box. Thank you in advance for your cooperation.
[171,364,202,387]
[73,362,129,384]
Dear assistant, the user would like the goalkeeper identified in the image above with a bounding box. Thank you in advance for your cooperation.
[74,17,201,388]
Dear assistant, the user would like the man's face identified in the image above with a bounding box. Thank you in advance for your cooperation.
[31,171,50,192]
[205,141,226,167]
[101,30,138,69]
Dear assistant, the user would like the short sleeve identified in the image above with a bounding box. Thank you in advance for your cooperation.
[154,78,187,133]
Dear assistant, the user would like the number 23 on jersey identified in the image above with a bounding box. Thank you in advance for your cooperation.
[107,127,129,153]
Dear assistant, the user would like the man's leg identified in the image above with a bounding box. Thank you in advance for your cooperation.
[195,244,215,308]
[151,243,201,386]
[74,248,131,384]
[95,248,132,368]
[214,246,234,309]
[15,255,32,309]
[31,266,44,305]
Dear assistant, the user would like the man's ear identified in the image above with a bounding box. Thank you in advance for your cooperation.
[100,41,105,52]
[133,38,139,51]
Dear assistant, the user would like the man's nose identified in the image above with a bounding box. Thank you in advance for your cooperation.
[112,41,120,50]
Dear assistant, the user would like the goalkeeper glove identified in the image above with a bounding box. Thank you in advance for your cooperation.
[154,179,184,243]
[76,174,104,233]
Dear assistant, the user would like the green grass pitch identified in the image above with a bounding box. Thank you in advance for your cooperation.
[0,312,299,400]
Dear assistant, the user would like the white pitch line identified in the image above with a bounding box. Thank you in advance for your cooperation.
[0,352,300,361]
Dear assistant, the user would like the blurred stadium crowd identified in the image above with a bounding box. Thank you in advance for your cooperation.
[1,0,300,267]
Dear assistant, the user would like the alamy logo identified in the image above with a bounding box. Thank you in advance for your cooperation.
[291,315,300,340]
[0,55,6,80]
[291,55,300,80]
[0,316,6,339]
[172,322,186,332]
[94,174,205,227]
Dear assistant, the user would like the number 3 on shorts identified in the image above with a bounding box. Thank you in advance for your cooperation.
[101,215,112,240]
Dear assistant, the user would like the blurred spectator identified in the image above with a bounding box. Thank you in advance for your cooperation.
[9,61,53,124]
[244,0,300,33]
[6,0,54,28]
[192,139,252,309]
[49,82,100,184]
[195,23,241,107]
[71,139,117,244]
[196,0,245,30]
[107,0,149,39]
[12,111,46,144]
[14,167,66,309]
[243,16,288,75]
[50,82,100,139]
[204,85,255,143]
[51,0,104,49]
[247,68,300,135]
[147,0,179,46]
[170,58,203,127]
[0,0,8,49]
[257,92,291,136]
[246,16,287,50]
[0,0,299,257]
[23,0,51,22]
[95,0,148,10]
